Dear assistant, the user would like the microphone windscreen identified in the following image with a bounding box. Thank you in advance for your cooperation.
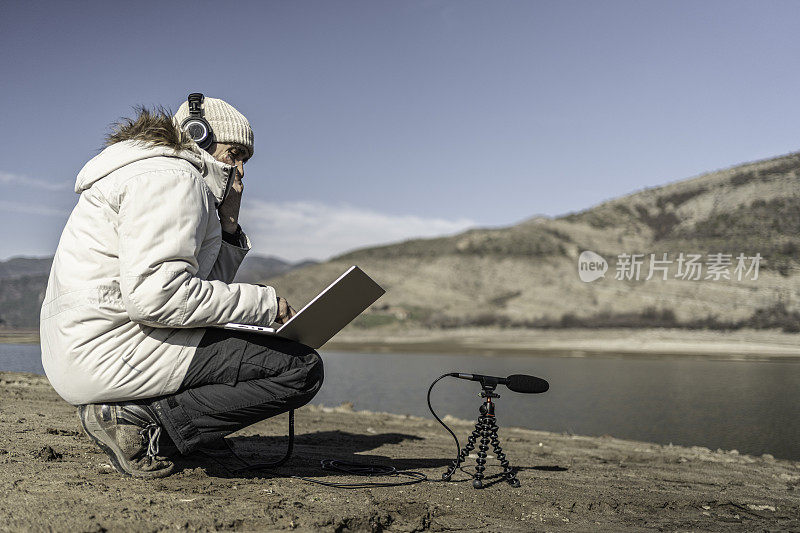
[506,374,549,394]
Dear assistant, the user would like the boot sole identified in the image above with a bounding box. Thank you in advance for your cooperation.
[78,405,174,479]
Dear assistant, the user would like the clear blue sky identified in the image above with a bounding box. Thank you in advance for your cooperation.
[1,1,799,261]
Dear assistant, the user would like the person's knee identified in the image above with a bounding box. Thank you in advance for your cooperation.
[287,349,323,410]
[303,349,324,395]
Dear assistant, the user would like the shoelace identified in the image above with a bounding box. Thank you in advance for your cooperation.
[138,423,162,460]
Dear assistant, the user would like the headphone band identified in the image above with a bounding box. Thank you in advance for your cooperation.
[187,93,204,117]
[182,92,213,149]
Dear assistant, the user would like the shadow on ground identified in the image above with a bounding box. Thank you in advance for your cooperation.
[172,430,459,479]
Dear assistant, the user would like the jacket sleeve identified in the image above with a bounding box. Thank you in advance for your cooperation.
[207,224,248,283]
[117,170,279,328]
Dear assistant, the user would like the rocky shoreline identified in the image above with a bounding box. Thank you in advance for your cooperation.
[1,371,798,532]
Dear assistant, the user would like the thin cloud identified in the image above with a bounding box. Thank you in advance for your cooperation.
[0,171,73,192]
[0,200,70,217]
[0,195,475,261]
[241,200,475,261]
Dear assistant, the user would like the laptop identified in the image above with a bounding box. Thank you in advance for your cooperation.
[219,265,385,349]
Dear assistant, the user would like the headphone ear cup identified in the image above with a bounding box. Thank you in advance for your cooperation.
[181,117,213,149]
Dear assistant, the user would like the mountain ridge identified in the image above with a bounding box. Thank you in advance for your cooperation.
[2,150,798,331]
[264,150,800,333]
[0,254,314,328]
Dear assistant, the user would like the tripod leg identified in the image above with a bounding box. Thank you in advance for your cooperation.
[442,419,482,481]
[472,416,490,489]
[488,418,520,487]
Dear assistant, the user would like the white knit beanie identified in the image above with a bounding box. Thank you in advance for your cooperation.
[173,96,254,158]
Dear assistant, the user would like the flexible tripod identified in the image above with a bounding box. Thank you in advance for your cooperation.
[441,382,520,489]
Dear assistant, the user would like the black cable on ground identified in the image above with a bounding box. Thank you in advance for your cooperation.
[203,373,469,488]
[217,408,428,488]
[427,373,462,464]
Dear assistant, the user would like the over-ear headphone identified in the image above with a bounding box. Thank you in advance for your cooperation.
[181,93,214,149]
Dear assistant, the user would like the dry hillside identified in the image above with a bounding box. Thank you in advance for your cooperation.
[267,152,800,332]
[2,152,798,333]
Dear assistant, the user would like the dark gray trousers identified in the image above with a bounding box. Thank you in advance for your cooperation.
[149,328,324,454]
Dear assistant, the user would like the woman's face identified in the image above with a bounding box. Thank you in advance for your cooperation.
[208,142,249,179]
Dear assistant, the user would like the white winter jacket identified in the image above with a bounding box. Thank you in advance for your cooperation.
[40,139,279,405]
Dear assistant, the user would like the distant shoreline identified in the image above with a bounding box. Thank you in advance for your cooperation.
[325,326,800,361]
[6,327,800,361]
[327,326,800,361]
[0,330,38,344]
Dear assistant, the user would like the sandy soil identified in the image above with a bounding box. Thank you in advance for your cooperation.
[1,371,798,532]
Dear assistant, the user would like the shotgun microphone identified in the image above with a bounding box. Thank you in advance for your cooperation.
[449,373,549,394]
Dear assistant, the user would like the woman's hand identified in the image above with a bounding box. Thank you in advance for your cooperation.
[275,296,297,325]
[218,167,243,234]
[210,142,248,234]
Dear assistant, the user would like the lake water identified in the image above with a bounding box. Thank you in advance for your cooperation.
[3,343,798,460]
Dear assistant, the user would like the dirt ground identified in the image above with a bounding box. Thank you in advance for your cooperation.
[1,371,798,532]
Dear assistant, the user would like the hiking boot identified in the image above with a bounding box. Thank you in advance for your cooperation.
[78,402,175,478]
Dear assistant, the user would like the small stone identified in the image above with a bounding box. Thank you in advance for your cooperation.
[83,522,107,533]
[747,504,775,512]
[32,445,62,462]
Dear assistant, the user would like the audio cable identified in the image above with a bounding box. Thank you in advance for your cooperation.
[214,409,427,488]
[427,373,463,466]
[206,371,544,489]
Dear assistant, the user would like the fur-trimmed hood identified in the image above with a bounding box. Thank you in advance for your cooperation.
[75,108,235,205]
[43,108,277,406]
